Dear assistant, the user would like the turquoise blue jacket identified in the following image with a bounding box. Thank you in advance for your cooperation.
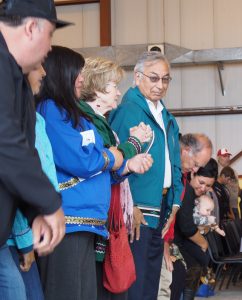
[7,113,60,252]
[7,209,33,253]
[110,87,183,228]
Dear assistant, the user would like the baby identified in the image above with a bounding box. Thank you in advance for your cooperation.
[193,195,225,236]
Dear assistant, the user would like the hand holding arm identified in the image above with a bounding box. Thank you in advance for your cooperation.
[129,122,152,144]
[123,153,153,175]
[108,147,124,171]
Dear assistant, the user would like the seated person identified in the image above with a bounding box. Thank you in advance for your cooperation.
[193,195,225,236]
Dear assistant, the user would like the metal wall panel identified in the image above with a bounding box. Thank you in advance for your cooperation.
[53,3,99,48]
[180,0,214,49]
[112,0,147,45]
[214,0,242,48]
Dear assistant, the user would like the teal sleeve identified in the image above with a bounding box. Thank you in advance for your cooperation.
[171,119,183,207]
[7,209,33,252]
[110,103,147,152]
[35,113,60,191]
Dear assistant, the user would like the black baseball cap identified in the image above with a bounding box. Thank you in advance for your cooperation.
[0,0,73,28]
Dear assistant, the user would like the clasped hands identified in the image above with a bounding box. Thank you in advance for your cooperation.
[129,122,152,143]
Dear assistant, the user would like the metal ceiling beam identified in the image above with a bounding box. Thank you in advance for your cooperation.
[169,105,242,117]
[75,43,242,67]
[171,46,242,66]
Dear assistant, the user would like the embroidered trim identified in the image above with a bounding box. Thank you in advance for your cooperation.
[127,136,142,154]
[59,177,80,191]
[59,172,102,191]
[65,216,106,226]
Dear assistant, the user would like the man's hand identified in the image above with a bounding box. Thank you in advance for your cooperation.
[164,241,173,272]
[19,250,35,272]
[130,207,148,243]
[32,215,53,256]
[43,207,65,249]
[33,207,65,256]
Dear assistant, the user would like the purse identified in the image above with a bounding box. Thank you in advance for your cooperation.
[103,184,136,293]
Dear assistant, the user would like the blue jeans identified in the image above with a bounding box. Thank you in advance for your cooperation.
[10,247,44,300]
[0,244,27,300]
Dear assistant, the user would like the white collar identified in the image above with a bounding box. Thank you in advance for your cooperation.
[146,99,163,114]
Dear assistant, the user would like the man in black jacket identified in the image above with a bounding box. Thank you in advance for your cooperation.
[0,1,71,298]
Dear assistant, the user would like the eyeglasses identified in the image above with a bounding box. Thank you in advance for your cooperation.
[138,72,172,84]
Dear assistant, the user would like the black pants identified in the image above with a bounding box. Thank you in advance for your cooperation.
[170,242,205,300]
[170,260,186,300]
[37,231,96,300]
[182,239,210,267]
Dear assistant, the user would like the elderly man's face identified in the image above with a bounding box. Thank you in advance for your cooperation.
[181,147,212,173]
[135,60,170,104]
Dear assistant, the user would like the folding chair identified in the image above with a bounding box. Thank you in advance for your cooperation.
[205,230,242,290]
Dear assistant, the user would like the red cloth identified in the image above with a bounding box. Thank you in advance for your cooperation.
[164,174,187,242]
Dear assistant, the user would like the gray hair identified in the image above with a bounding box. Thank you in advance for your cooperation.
[180,133,213,155]
[134,51,170,73]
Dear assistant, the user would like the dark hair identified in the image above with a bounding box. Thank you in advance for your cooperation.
[35,45,86,128]
[194,158,218,180]
[220,166,235,179]
[0,15,25,26]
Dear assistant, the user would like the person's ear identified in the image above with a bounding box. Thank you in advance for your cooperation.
[135,72,141,86]
[24,18,37,40]
[184,146,192,157]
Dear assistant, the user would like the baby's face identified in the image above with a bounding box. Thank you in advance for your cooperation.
[199,202,214,216]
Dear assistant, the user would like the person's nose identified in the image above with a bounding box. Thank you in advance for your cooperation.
[200,185,206,193]
[192,166,199,173]
[79,74,84,82]
[156,78,164,89]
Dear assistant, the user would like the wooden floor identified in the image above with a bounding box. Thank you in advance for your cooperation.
[195,278,242,300]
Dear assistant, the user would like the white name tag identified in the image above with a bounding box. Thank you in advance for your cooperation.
[80,130,95,146]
